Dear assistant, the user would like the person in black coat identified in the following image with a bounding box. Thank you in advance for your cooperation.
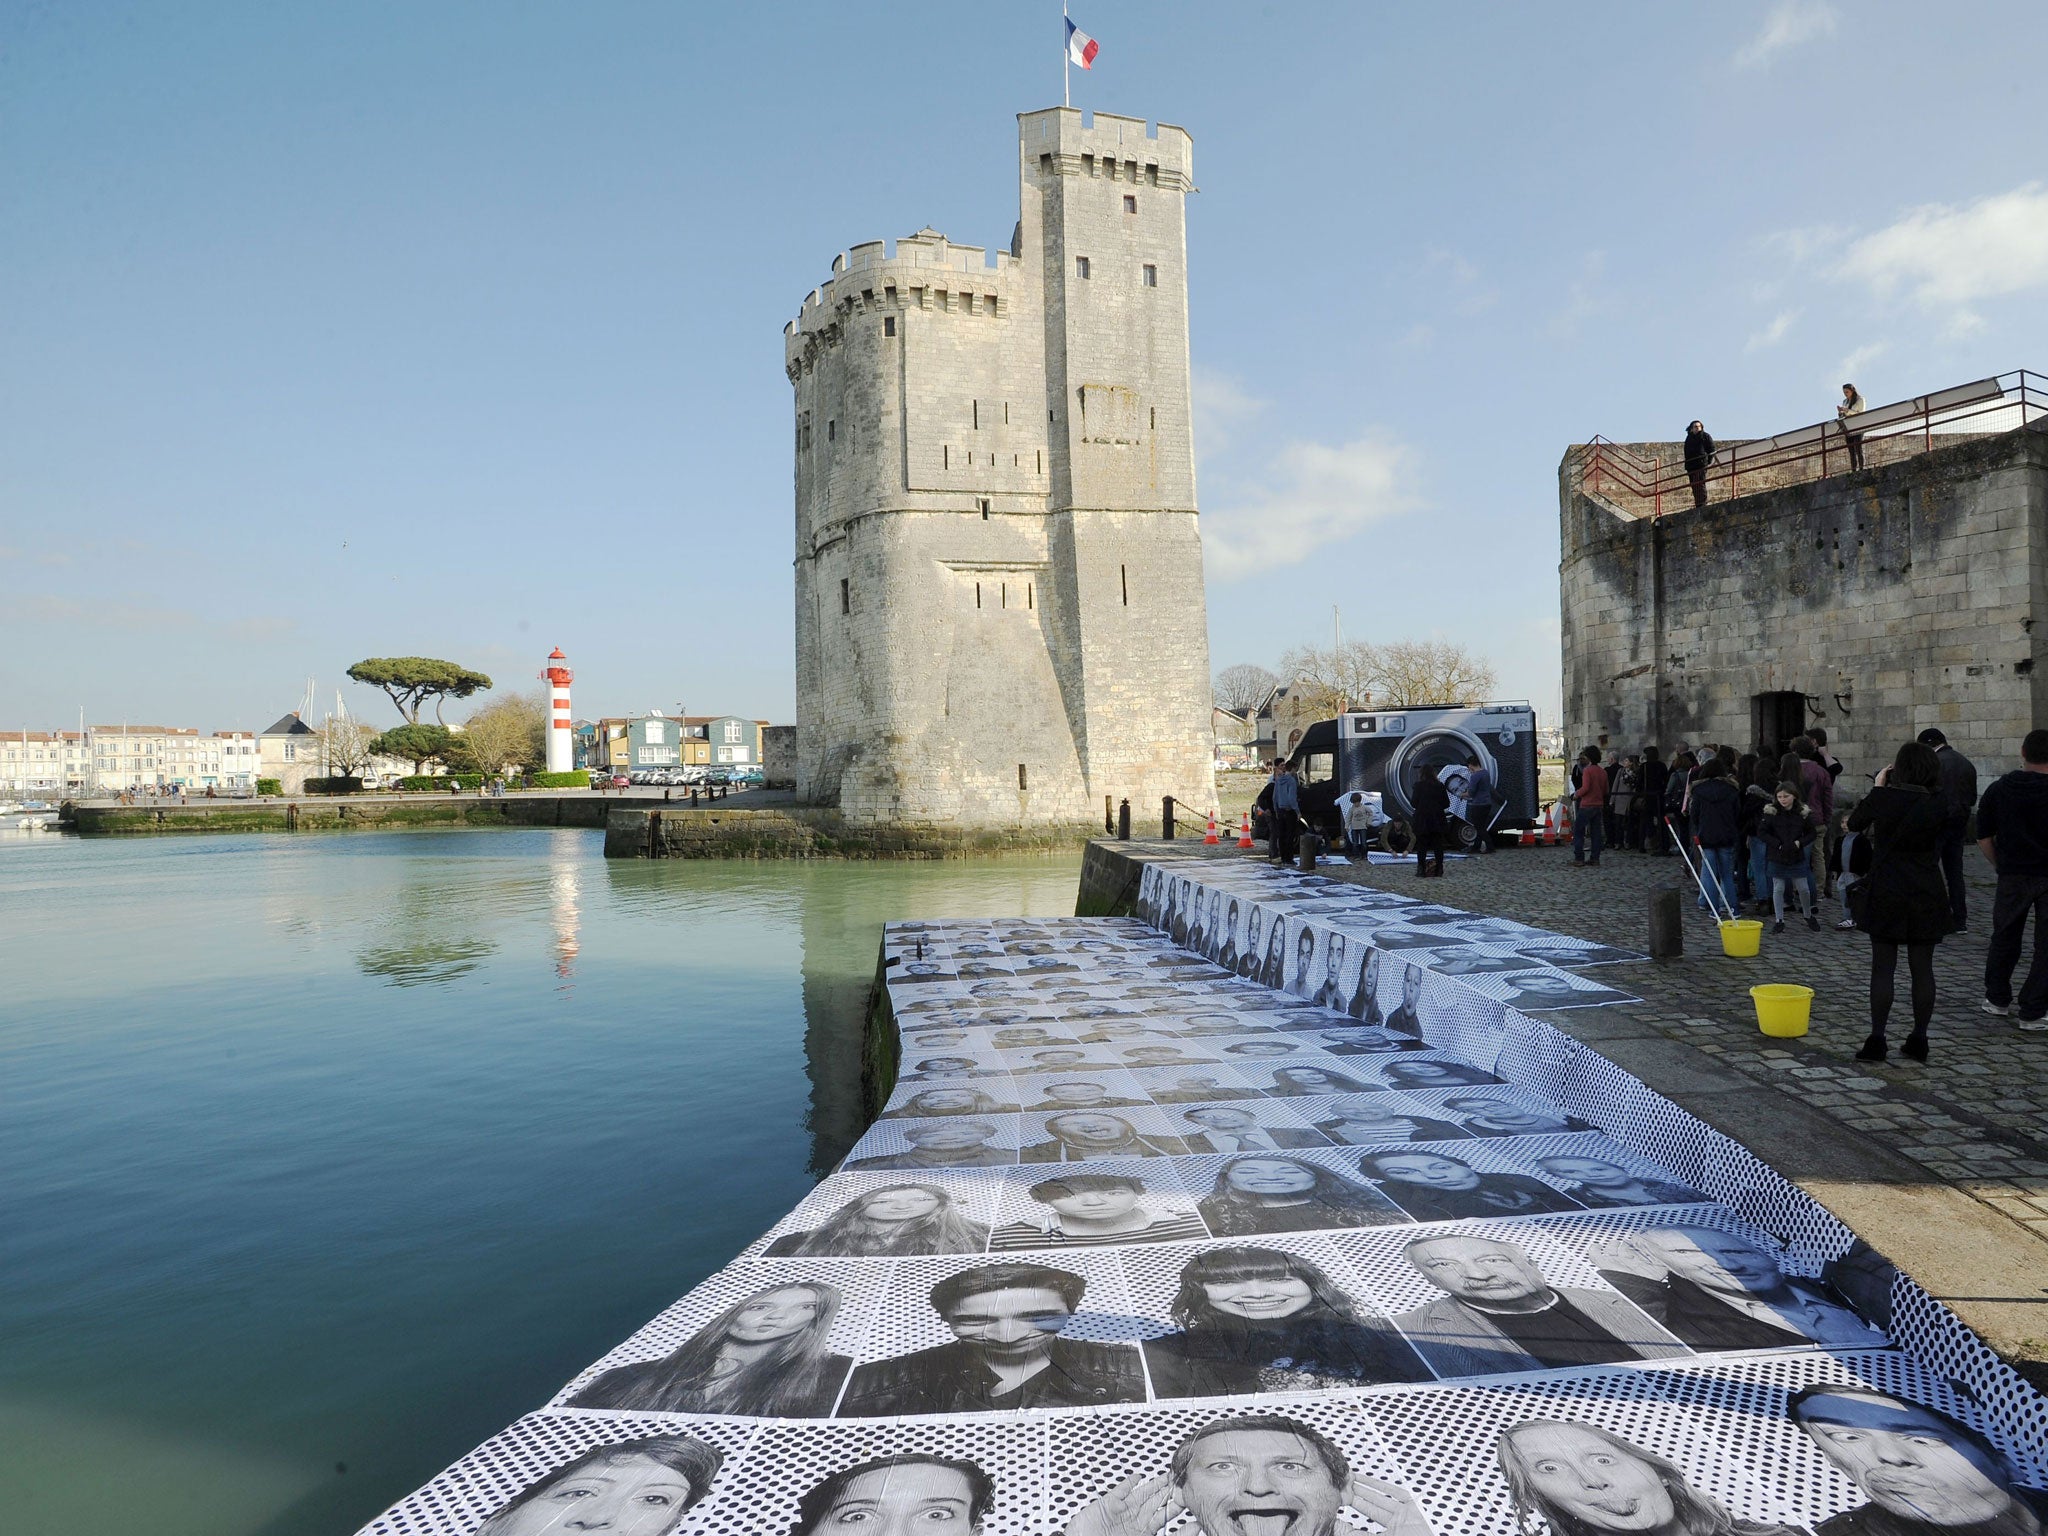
[1411,770,1450,878]
[1688,758,1743,918]
[1637,746,1670,853]
[1684,420,1715,508]
[1848,742,1954,1063]
[1917,727,1980,931]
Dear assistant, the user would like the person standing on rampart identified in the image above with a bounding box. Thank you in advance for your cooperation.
[1838,382,1867,469]
[1684,420,1715,509]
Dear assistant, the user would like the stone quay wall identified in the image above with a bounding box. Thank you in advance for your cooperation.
[1560,426,2048,769]
[603,805,1098,860]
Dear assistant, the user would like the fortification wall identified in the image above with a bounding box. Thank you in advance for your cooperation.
[1560,428,2048,769]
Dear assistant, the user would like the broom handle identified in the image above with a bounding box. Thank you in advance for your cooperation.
[1662,815,1721,912]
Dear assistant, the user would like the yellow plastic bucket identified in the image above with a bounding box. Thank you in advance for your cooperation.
[1752,984,1814,1037]
[1719,919,1762,957]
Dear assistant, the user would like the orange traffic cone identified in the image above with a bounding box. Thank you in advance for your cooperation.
[1204,812,1220,845]
[1238,814,1254,850]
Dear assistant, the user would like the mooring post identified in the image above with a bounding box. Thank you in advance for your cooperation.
[1298,831,1319,872]
[1117,799,1131,840]
[1649,885,1684,962]
[1162,797,1176,840]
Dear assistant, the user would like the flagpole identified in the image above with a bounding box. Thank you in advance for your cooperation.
[1063,0,1070,108]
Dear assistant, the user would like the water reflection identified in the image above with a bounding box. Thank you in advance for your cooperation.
[356,935,498,986]
[549,856,581,987]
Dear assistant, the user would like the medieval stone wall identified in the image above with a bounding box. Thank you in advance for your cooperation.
[1559,429,2047,773]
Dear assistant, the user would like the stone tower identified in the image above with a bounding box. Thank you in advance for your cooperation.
[786,108,1214,827]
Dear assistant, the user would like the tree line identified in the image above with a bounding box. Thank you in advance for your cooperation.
[1214,639,1499,717]
[317,656,552,780]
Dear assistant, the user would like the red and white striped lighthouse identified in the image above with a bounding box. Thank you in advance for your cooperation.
[541,647,574,774]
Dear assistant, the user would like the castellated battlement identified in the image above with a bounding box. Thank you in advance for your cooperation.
[1021,110,1193,190]
[790,107,1215,830]
[784,230,1023,381]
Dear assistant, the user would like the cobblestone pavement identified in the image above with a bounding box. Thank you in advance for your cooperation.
[1206,839,2048,1250]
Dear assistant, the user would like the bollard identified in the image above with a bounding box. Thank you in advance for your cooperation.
[1163,797,1176,841]
[1104,795,1114,835]
[1649,886,1684,962]
[1117,798,1131,840]
[1298,831,1319,872]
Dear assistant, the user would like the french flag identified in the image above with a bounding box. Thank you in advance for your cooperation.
[1066,17,1099,70]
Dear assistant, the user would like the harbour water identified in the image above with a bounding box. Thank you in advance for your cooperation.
[0,829,1081,1536]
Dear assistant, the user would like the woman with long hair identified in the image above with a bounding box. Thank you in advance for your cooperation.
[1197,1155,1404,1235]
[1497,1420,1801,1536]
[1848,740,1954,1062]
[567,1282,852,1417]
[1143,1246,1430,1397]
[1236,906,1265,979]
[1258,918,1290,989]
[1266,1064,1375,1096]
[765,1184,989,1257]
[476,1435,724,1536]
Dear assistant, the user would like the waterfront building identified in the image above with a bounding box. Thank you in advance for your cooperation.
[701,715,764,767]
[0,731,89,795]
[580,713,768,773]
[0,725,263,794]
[787,106,1215,828]
[259,712,320,794]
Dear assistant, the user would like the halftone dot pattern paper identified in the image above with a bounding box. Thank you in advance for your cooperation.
[550,1257,894,1408]
[738,1167,1006,1261]
[362,1412,759,1536]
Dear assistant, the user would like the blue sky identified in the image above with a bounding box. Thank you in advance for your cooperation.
[5,1,2045,732]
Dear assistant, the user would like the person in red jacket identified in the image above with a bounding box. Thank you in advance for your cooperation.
[1572,746,1609,867]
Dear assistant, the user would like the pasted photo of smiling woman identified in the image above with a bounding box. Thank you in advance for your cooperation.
[475,1435,725,1536]
[566,1283,853,1417]
[1142,1246,1431,1398]
[1496,1421,1802,1536]
[764,1183,991,1257]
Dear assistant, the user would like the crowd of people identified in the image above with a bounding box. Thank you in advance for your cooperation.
[1568,726,2048,1064]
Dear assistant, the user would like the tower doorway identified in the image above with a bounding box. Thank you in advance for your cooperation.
[1752,691,1807,759]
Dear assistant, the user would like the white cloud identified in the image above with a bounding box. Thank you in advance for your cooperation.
[1763,223,1849,266]
[1735,1,1838,68]
[1744,309,1801,352]
[1203,432,1421,579]
[1547,250,1609,340]
[1190,364,1267,462]
[1425,247,1499,316]
[1834,343,1888,387]
[1835,182,2048,311]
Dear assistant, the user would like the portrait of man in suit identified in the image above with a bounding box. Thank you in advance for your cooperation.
[1021,1111,1184,1162]
[1597,1225,1880,1351]
[1179,1104,1329,1153]
[1392,1234,1685,1378]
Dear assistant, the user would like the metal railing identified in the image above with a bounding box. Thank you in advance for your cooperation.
[1575,369,2047,518]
